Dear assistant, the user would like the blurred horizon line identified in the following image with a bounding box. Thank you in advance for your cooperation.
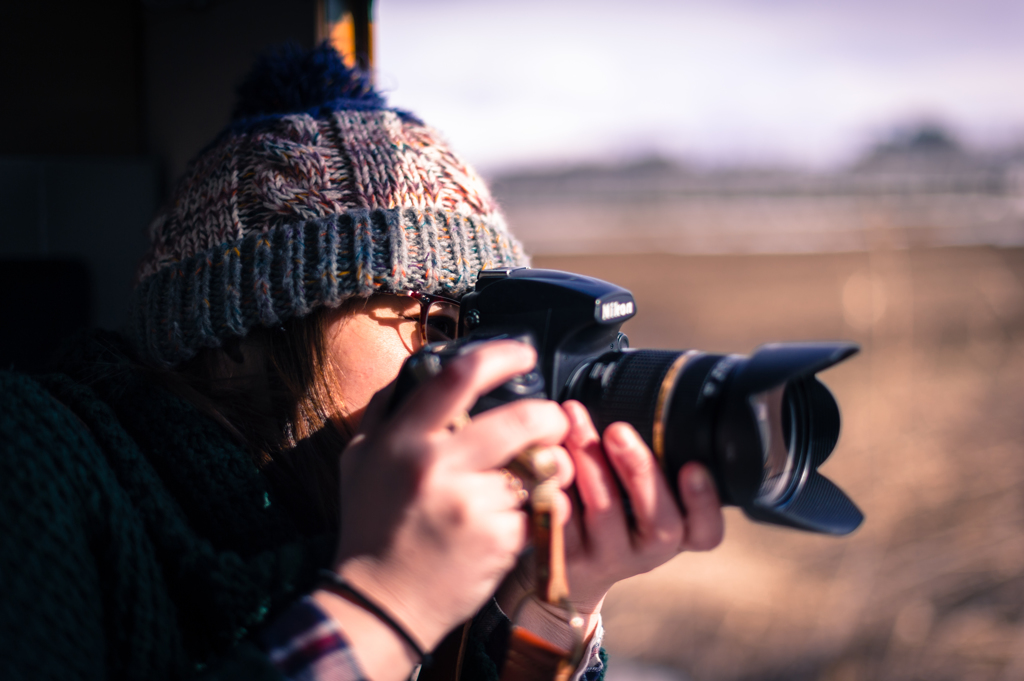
[484,121,1024,181]
[491,122,1024,258]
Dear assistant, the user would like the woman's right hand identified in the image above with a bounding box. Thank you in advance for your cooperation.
[314,340,571,679]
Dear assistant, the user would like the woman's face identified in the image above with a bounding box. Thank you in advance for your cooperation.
[325,295,458,429]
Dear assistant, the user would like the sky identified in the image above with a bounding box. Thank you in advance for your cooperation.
[373,0,1024,173]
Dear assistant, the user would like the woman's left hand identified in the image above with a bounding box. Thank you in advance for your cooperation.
[498,399,724,637]
[556,399,725,615]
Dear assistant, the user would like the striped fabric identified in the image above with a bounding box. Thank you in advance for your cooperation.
[260,596,368,681]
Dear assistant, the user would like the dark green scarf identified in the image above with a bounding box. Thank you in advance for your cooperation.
[0,334,334,679]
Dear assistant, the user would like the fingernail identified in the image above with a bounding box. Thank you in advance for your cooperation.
[604,425,629,450]
[563,402,581,426]
[688,467,709,494]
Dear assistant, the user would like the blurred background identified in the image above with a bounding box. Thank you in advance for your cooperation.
[3,1,1024,679]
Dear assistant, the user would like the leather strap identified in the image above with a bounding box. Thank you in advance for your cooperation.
[530,478,569,605]
[502,625,573,681]
[498,452,582,681]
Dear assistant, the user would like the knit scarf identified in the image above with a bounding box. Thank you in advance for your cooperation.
[4,332,334,678]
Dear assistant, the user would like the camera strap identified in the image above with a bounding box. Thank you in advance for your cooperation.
[499,451,585,681]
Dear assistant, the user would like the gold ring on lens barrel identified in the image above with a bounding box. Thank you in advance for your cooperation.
[652,350,699,463]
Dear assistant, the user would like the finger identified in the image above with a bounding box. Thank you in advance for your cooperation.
[603,422,682,545]
[562,400,601,459]
[454,401,570,470]
[677,463,725,551]
[549,446,575,489]
[394,340,536,436]
[561,491,586,555]
[562,401,629,539]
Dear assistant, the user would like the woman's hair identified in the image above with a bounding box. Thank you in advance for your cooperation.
[153,304,356,531]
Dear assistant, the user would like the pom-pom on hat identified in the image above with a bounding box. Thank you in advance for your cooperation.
[131,43,527,367]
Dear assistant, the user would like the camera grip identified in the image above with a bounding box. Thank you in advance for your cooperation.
[388,334,545,419]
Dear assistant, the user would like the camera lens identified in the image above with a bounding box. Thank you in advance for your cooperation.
[751,384,795,506]
[565,344,862,535]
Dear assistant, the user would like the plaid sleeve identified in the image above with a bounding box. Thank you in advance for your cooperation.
[576,619,606,681]
[582,647,608,681]
[258,596,368,681]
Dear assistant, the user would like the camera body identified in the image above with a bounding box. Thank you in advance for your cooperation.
[393,267,863,536]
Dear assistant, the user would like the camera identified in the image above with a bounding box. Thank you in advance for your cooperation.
[393,267,863,536]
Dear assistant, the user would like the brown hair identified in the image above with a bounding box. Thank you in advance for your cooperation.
[153,304,356,531]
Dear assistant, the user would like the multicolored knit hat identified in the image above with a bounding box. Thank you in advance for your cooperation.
[130,44,528,367]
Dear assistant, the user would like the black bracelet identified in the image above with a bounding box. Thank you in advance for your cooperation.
[317,569,433,667]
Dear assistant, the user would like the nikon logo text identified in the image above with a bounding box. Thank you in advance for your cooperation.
[601,300,634,321]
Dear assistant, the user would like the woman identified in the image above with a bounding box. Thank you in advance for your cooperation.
[0,44,723,681]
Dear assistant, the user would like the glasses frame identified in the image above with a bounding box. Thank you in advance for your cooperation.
[392,290,462,346]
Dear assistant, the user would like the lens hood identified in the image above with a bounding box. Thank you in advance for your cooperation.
[724,342,863,535]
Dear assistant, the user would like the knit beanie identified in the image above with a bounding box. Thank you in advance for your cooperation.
[130,44,528,367]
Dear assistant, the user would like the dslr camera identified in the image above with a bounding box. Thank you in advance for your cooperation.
[394,267,863,535]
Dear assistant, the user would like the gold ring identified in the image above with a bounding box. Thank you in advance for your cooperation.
[500,468,530,505]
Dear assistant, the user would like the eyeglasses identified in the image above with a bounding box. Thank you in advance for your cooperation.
[391,290,462,346]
